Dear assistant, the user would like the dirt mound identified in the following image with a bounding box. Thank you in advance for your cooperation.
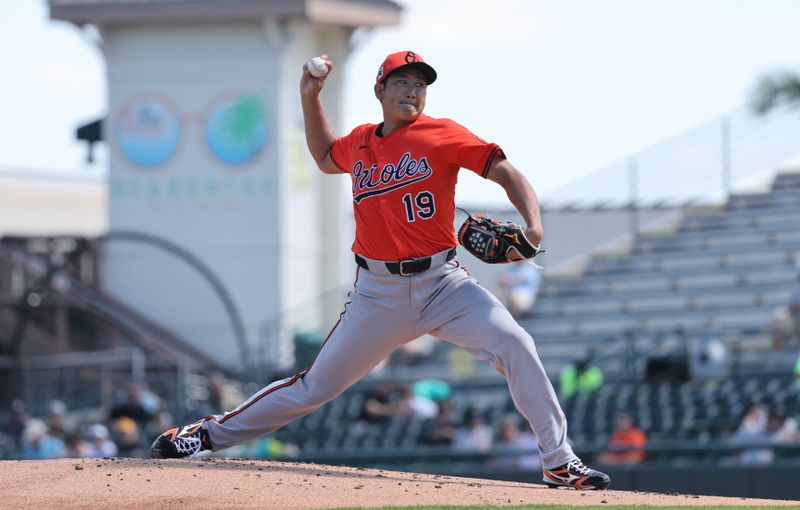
[0,457,796,509]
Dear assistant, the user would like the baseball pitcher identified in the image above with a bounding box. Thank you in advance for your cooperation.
[150,50,610,491]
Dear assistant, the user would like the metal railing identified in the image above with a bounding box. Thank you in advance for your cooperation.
[544,106,800,208]
[0,347,143,413]
[292,440,800,468]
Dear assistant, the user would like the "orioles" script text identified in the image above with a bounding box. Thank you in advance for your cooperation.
[351,152,433,203]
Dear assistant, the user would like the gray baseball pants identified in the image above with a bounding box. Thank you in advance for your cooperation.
[203,248,577,469]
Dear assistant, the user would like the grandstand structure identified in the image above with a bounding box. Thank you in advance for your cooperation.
[0,231,224,414]
[525,171,800,378]
[271,373,800,455]
[269,373,800,497]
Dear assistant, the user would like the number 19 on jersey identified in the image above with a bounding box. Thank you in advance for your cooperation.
[402,191,436,222]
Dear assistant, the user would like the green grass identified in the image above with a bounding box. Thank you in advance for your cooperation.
[333,506,800,510]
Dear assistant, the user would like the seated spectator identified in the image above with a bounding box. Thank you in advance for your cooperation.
[422,400,457,446]
[491,415,541,470]
[394,335,438,367]
[772,286,800,350]
[402,385,439,420]
[448,348,477,379]
[452,406,494,452]
[186,371,246,423]
[730,405,800,465]
[359,381,406,424]
[412,378,452,403]
[732,403,767,437]
[796,354,800,391]
[152,410,174,438]
[497,261,542,318]
[559,352,603,400]
[598,412,647,465]
[83,424,118,458]
[2,399,30,448]
[109,379,160,430]
[766,407,800,445]
[208,371,245,412]
[111,417,143,457]
[20,419,66,460]
[45,400,70,442]
[730,402,772,466]
[242,437,300,460]
[66,432,91,458]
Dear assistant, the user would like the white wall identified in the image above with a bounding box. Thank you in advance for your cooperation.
[100,21,354,370]
[103,23,283,368]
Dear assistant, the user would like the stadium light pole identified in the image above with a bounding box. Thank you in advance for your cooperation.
[627,158,639,237]
[721,117,732,200]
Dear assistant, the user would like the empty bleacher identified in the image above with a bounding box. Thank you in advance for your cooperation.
[520,171,800,371]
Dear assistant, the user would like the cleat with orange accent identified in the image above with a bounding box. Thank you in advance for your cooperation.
[150,419,213,459]
[543,459,610,490]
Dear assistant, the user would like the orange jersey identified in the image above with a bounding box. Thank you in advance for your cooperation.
[330,114,503,260]
[605,428,647,463]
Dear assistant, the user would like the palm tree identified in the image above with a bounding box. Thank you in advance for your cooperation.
[751,71,800,114]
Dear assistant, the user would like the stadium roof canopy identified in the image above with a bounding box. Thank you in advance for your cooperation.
[50,0,402,27]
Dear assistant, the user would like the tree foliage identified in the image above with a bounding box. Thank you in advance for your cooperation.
[751,71,800,115]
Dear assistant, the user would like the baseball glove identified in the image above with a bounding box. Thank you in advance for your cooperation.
[457,212,541,264]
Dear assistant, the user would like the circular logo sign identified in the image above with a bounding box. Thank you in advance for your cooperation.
[204,94,268,166]
[116,96,180,168]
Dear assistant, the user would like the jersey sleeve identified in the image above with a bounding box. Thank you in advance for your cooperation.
[330,125,369,174]
[437,119,504,178]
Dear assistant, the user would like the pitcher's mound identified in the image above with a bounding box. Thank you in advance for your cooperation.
[0,457,796,509]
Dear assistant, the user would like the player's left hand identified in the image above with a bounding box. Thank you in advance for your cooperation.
[458,213,542,264]
[506,226,542,261]
[524,225,543,248]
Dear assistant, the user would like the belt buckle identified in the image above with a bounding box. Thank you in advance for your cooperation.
[398,259,416,276]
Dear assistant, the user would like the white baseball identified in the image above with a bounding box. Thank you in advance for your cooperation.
[307,56,328,78]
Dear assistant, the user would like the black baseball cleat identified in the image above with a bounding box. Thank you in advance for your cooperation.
[542,459,611,490]
[150,419,214,459]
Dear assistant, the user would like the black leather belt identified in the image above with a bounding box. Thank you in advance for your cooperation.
[355,248,457,276]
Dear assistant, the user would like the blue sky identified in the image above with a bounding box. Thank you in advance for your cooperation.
[2,0,799,205]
